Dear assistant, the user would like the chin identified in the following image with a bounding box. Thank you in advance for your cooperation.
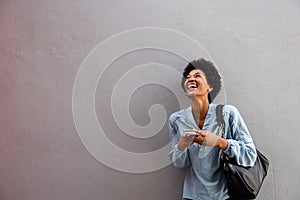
[186,92,196,98]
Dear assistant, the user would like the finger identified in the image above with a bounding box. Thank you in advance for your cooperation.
[193,129,200,133]
[182,133,190,138]
[194,129,201,136]
[193,137,204,145]
[198,130,207,137]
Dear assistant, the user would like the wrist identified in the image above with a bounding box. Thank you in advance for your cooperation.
[177,143,187,151]
[217,137,228,150]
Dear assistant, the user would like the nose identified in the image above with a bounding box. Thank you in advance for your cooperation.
[187,76,196,82]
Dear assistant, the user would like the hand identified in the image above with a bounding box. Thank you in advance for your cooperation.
[193,130,226,149]
[178,131,196,151]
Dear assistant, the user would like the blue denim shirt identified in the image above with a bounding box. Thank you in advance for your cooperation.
[168,104,257,200]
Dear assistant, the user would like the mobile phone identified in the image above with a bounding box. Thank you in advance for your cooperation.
[183,129,196,136]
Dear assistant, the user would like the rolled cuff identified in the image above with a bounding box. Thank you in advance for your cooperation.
[222,139,233,157]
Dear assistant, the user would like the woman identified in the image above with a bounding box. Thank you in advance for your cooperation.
[168,58,257,200]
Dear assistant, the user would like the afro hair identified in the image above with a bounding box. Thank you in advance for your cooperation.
[181,58,222,103]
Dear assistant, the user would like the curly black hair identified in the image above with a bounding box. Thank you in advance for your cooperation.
[181,58,222,103]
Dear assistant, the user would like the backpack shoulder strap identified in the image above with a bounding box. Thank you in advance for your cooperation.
[216,104,225,138]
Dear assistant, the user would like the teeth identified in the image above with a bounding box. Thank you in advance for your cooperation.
[188,84,197,89]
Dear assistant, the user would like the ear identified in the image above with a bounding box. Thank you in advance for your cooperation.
[207,84,213,92]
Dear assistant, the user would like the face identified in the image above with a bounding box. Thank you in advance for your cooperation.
[184,69,211,97]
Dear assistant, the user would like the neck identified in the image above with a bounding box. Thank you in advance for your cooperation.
[191,96,210,128]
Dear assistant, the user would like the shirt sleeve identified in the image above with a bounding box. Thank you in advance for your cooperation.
[167,115,191,168]
[222,105,257,167]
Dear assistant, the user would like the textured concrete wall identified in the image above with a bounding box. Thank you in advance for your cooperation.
[1,0,300,199]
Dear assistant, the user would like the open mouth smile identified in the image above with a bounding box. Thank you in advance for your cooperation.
[188,84,198,89]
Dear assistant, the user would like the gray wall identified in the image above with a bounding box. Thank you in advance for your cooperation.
[1,0,300,199]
